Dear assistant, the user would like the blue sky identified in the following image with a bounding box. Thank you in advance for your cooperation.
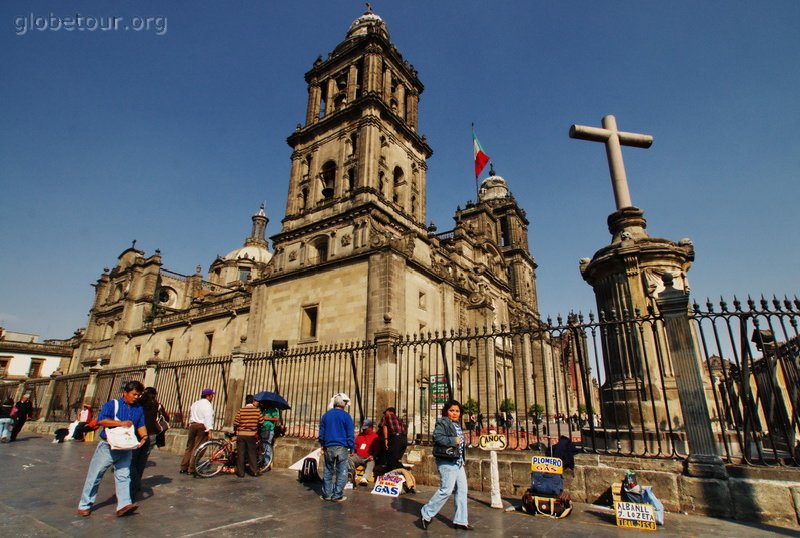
[1,1,798,339]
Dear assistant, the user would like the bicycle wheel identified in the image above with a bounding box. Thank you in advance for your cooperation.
[193,439,230,478]
[258,442,272,473]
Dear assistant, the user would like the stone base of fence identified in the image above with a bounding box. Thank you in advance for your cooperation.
[23,422,800,529]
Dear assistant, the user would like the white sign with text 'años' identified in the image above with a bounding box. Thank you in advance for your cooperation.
[478,433,507,451]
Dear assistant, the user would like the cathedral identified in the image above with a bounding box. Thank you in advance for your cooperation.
[69,8,542,372]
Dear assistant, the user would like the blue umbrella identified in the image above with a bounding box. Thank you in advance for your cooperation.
[253,391,291,410]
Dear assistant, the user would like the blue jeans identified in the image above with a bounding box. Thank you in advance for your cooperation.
[322,445,350,499]
[421,461,469,526]
[0,418,12,441]
[260,429,274,466]
[79,440,134,510]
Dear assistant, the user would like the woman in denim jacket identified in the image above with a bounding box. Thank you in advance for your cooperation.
[419,398,472,530]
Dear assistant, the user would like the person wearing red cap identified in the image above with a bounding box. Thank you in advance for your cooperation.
[179,388,215,475]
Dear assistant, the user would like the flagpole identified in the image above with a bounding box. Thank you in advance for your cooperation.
[472,123,491,202]
[472,123,479,201]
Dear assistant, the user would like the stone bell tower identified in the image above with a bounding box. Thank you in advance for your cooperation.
[276,5,432,250]
[570,115,695,431]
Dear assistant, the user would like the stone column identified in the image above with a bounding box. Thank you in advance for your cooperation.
[656,274,728,479]
[81,364,104,406]
[37,370,62,421]
[306,80,321,125]
[374,328,400,418]
[223,339,248,430]
[347,64,358,102]
[143,351,162,388]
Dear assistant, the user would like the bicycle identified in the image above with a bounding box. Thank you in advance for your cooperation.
[193,432,270,478]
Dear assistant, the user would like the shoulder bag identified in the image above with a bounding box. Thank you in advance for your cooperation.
[105,400,140,450]
[432,444,459,460]
[156,406,170,434]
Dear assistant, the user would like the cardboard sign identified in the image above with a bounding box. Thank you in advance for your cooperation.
[371,473,405,497]
[530,456,563,474]
[614,501,656,531]
[479,433,507,451]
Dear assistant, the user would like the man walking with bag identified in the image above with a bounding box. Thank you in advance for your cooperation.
[77,380,147,517]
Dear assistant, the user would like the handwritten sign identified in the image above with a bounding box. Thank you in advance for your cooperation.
[371,473,405,497]
[479,433,507,451]
[615,501,656,531]
[530,456,563,474]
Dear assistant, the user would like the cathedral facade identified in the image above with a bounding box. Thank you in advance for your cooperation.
[69,9,542,373]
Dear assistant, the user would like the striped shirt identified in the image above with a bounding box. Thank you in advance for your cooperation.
[233,404,263,436]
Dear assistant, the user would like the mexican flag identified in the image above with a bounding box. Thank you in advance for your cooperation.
[473,128,490,178]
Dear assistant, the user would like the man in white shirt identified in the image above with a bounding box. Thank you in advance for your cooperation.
[179,388,215,474]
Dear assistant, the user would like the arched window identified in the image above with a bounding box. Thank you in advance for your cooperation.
[301,187,309,211]
[321,161,336,200]
[347,168,356,192]
[392,166,404,204]
[311,236,329,263]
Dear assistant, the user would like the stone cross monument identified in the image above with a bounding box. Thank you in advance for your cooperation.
[569,114,653,210]
[570,115,698,438]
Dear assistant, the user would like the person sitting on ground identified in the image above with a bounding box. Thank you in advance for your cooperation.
[233,395,263,477]
[349,419,380,486]
[72,404,93,441]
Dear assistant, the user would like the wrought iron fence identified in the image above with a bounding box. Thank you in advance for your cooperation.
[23,378,50,420]
[46,372,90,422]
[244,341,377,439]
[692,296,800,465]
[27,294,799,467]
[154,356,231,430]
[393,321,595,453]
[0,381,21,402]
[91,366,147,411]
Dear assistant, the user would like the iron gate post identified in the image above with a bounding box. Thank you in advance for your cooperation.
[81,363,103,407]
[656,274,728,479]
[143,350,162,388]
[223,340,248,430]
[374,328,399,417]
[38,371,61,422]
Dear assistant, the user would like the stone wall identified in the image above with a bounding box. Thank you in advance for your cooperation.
[27,422,800,529]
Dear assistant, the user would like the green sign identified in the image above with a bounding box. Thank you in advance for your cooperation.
[430,377,449,410]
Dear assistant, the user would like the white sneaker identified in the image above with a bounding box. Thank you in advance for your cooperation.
[344,482,354,490]
[358,479,369,486]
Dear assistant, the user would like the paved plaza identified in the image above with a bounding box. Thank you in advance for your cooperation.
[0,434,794,537]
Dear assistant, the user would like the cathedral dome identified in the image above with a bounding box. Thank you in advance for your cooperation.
[479,174,510,201]
[346,7,389,39]
[223,244,272,264]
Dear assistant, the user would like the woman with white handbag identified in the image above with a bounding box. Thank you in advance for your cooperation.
[77,380,147,518]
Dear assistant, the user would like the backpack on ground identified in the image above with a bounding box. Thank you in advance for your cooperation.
[298,457,319,482]
[521,489,572,518]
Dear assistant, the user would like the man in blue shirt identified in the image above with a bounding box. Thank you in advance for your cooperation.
[77,380,147,517]
[318,393,355,502]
